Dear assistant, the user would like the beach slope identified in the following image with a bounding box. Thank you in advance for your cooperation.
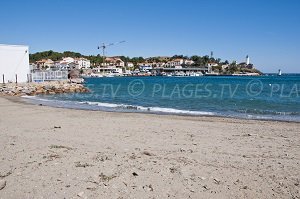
[0,97,299,198]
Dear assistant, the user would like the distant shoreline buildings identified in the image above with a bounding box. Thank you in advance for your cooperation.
[29,53,258,77]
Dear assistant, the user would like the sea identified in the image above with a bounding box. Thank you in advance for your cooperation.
[23,74,300,122]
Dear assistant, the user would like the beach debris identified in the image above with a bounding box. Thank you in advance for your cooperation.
[99,173,116,182]
[132,172,138,176]
[280,134,288,138]
[143,184,154,191]
[234,179,240,185]
[0,171,12,178]
[202,185,209,190]
[0,180,6,190]
[242,185,248,189]
[243,133,258,137]
[187,149,193,153]
[75,162,93,168]
[86,187,96,191]
[77,191,84,197]
[169,167,177,173]
[142,151,154,156]
[129,153,137,160]
[54,126,61,129]
[213,178,221,184]
[49,145,73,150]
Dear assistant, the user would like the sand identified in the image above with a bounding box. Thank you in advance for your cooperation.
[0,96,299,199]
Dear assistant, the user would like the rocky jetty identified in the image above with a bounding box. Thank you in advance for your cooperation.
[0,81,89,96]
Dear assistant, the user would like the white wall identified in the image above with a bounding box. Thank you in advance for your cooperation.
[0,44,30,83]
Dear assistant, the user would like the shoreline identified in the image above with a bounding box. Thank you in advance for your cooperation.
[14,95,300,124]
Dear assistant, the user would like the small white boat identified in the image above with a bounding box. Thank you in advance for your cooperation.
[278,69,282,76]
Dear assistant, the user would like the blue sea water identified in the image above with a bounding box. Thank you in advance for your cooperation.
[24,74,300,122]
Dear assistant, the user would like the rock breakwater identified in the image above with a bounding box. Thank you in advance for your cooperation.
[0,81,89,96]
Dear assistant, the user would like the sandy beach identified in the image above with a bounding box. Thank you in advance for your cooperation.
[0,96,299,198]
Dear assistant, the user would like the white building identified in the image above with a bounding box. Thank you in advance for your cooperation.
[0,44,30,83]
[184,59,195,65]
[74,58,91,69]
[207,62,219,67]
[139,65,152,72]
[126,62,134,68]
[60,57,75,64]
[165,59,184,67]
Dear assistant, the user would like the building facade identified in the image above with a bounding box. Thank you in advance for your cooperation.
[0,44,30,83]
[74,58,91,69]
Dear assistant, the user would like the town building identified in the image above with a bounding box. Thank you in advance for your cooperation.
[102,57,125,67]
[165,58,184,67]
[36,59,54,69]
[207,62,219,67]
[74,58,91,69]
[183,59,195,66]
[60,57,75,64]
[126,62,134,68]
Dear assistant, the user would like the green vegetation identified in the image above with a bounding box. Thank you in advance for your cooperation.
[29,50,104,67]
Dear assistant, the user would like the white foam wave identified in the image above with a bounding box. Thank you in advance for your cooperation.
[149,107,215,116]
[21,95,36,99]
[78,101,214,116]
[79,101,120,108]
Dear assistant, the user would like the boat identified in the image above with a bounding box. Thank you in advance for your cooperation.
[278,69,282,76]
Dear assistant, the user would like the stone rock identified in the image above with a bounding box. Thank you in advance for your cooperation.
[0,180,6,190]
[0,81,89,96]
[77,191,84,197]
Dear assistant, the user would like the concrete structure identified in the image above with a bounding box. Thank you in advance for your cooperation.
[92,67,123,75]
[153,66,210,75]
[31,70,68,82]
[0,44,30,83]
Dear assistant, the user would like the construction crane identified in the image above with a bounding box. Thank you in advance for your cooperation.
[97,41,126,66]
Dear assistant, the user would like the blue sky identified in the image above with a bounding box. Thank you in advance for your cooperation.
[1,0,300,72]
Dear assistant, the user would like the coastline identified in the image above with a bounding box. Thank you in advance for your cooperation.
[19,95,300,124]
[0,96,299,198]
